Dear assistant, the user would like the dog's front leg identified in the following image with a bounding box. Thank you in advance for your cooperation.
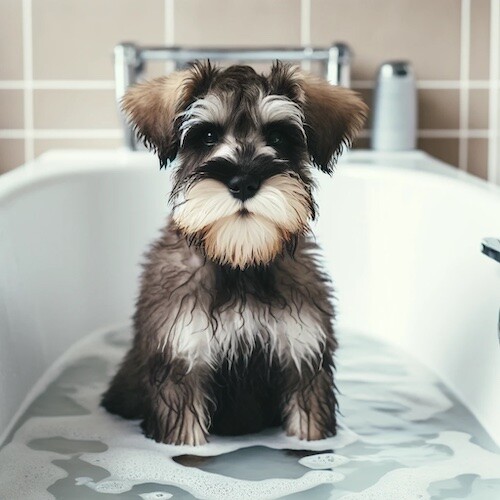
[281,361,337,441]
[142,358,213,446]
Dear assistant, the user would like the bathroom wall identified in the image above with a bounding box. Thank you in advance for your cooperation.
[0,0,499,182]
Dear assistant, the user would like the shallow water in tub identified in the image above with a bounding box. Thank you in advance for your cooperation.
[0,326,499,500]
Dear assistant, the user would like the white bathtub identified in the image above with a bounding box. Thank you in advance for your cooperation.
[0,149,499,473]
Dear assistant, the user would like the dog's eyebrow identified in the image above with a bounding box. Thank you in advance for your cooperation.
[259,95,304,130]
[178,95,228,145]
[262,119,306,139]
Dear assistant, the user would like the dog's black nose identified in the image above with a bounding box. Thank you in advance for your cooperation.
[227,175,260,201]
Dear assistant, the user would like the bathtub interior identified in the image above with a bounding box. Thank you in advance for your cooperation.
[0,150,499,499]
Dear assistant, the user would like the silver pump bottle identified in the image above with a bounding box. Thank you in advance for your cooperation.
[371,61,417,151]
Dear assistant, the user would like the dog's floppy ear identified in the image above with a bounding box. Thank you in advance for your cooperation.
[300,75,368,173]
[121,71,192,167]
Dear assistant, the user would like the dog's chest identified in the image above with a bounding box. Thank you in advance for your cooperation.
[167,297,326,370]
[210,302,326,368]
[156,250,328,369]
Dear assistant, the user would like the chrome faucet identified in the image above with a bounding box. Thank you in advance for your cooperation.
[481,238,500,345]
[114,42,353,150]
[327,42,351,88]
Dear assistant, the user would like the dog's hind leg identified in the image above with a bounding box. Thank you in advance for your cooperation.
[101,349,147,419]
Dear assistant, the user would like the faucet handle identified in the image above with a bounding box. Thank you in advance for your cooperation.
[482,237,500,263]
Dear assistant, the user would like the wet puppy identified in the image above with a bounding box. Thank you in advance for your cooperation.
[102,62,367,445]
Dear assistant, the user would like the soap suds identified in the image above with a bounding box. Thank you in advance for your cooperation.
[0,324,498,499]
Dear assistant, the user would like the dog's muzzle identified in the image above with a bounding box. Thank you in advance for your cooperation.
[172,167,313,268]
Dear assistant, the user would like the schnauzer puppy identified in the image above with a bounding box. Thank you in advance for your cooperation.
[102,62,367,445]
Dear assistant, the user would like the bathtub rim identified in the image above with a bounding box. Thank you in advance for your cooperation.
[1,149,499,206]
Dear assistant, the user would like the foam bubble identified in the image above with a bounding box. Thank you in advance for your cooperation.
[139,493,173,500]
[299,453,350,469]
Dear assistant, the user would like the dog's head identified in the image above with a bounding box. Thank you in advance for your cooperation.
[123,62,367,269]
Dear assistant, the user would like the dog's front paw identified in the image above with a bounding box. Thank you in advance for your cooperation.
[141,412,208,446]
[284,414,336,441]
[283,393,337,441]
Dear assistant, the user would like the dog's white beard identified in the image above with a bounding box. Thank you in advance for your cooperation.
[172,174,312,268]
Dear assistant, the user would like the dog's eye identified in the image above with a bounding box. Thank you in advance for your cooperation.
[202,130,219,146]
[267,131,284,146]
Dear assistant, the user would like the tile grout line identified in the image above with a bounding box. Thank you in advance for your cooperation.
[416,129,491,139]
[0,80,116,90]
[358,129,492,139]
[1,129,493,140]
[164,0,175,73]
[351,80,499,89]
[0,130,124,140]
[22,0,34,163]
[300,0,311,72]
[5,79,500,91]
[458,0,471,171]
[488,0,499,184]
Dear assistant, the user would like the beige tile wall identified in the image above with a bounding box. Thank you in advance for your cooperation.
[0,0,499,182]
